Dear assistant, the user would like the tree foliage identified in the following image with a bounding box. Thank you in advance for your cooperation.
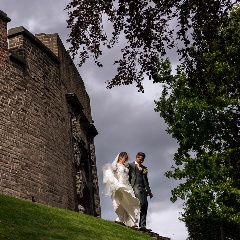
[154,6,240,239]
[65,1,240,238]
[65,0,236,92]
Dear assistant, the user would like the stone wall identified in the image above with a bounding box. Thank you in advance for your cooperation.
[0,10,101,217]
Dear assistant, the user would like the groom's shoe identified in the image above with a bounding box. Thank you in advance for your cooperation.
[139,227,152,232]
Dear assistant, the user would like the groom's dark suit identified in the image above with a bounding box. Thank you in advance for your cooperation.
[128,162,152,228]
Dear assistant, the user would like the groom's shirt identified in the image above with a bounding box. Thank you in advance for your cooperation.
[135,161,142,171]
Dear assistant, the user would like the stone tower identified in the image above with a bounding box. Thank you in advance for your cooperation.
[0,10,101,217]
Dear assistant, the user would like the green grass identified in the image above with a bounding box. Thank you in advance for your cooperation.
[0,194,153,240]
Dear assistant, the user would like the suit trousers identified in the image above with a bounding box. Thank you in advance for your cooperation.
[133,186,148,228]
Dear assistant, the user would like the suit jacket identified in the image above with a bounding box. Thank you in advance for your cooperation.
[128,162,151,195]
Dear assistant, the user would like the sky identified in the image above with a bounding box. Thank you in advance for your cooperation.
[1,1,188,239]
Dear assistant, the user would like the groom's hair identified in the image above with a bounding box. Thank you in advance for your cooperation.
[136,152,145,158]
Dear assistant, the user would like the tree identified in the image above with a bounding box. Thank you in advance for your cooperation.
[154,6,240,239]
[65,0,236,92]
[65,1,240,238]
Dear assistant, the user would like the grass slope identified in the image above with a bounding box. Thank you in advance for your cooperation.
[0,194,153,240]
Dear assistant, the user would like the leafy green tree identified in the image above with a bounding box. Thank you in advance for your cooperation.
[154,6,240,239]
[65,0,236,92]
[65,1,240,238]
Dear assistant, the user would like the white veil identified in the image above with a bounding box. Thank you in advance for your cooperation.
[102,153,120,196]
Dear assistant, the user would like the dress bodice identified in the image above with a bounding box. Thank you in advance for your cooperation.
[115,163,130,185]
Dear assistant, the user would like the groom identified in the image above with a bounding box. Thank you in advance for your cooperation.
[128,152,153,230]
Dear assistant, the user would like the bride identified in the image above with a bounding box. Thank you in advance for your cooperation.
[102,152,140,227]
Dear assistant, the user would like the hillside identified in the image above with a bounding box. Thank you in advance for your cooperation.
[0,194,163,240]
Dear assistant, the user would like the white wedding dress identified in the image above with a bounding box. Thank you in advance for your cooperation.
[103,160,140,227]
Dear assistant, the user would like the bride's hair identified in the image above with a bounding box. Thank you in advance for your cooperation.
[117,152,128,162]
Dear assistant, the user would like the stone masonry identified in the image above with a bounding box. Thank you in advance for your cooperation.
[0,10,101,217]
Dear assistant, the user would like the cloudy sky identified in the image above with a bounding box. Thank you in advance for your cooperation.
[1,1,188,239]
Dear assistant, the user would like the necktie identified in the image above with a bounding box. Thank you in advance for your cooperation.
[137,164,142,171]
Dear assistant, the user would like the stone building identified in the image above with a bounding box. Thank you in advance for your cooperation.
[0,10,101,217]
